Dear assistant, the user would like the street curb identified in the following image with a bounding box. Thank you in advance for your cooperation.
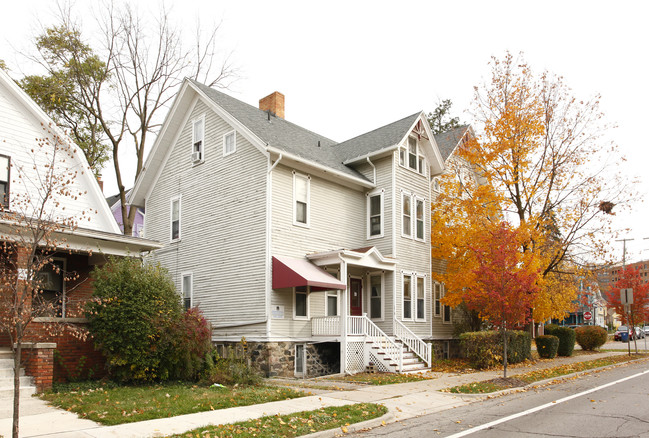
[301,411,395,438]
[443,355,649,399]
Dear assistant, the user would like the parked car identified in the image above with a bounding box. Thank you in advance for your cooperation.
[636,327,645,339]
[644,326,649,337]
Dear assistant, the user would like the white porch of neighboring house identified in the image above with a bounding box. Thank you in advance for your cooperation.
[272,247,431,374]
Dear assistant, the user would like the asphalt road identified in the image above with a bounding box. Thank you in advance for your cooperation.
[352,358,649,438]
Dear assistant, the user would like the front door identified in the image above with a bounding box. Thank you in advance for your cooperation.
[350,278,362,316]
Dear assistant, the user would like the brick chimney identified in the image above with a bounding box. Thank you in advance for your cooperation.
[259,91,285,119]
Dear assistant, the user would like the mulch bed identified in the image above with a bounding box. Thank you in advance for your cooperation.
[485,377,529,388]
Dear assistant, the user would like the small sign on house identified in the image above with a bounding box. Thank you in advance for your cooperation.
[271,305,285,319]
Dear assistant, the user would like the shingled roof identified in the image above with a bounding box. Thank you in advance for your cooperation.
[190,80,370,181]
[433,125,470,161]
[332,112,421,163]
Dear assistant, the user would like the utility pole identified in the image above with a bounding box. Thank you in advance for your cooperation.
[616,239,635,355]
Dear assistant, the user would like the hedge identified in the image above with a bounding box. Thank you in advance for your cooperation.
[575,326,608,351]
[460,330,531,369]
[536,335,559,359]
[545,326,575,357]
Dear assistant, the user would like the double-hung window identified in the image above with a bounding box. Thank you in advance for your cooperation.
[434,282,442,317]
[170,197,181,241]
[223,131,236,156]
[408,137,418,170]
[294,286,308,319]
[182,273,192,310]
[402,193,412,237]
[0,155,9,209]
[416,277,425,320]
[326,291,338,316]
[403,275,412,319]
[192,117,204,163]
[415,198,425,241]
[399,137,426,175]
[293,173,310,227]
[367,191,383,238]
[370,274,382,319]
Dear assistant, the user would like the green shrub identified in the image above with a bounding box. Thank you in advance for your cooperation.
[87,257,182,382]
[575,326,608,351]
[536,335,559,359]
[460,330,531,369]
[545,326,575,357]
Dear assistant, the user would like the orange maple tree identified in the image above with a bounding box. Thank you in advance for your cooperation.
[432,52,634,324]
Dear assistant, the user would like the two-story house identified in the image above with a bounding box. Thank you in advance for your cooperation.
[131,80,449,377]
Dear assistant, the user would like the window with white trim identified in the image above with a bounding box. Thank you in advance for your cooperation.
[295,344,306,376]
[0,155,9,209]
[432,178,440,193]
[294,286,309,319]
[434,282,442,317]
[293,173,310,227]
[370,274,382,319]
[170,196,181,241]
[399,136,426,175]
[416,277,425,320]
[403,274,412,319]
[442,286,451,323]
[192,116,204,163]
[367,190,383,238]
[181,272,192,310]
[223,131,236,156]
[326,290,338,316]
[415,198,425,241]
[402,193,412,237]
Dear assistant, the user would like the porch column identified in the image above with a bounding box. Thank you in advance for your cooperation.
[339,260,347,374]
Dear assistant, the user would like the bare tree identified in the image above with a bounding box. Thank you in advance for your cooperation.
[0,128,91,438]
[25,1,236,235]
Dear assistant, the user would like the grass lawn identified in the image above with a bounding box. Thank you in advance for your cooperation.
[40,382,307,425]
[170,403,387,438]
[447,353,649,394]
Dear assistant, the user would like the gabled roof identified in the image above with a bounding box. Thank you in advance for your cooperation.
[190,80,368,181]
[333,112,421,163]
[433,125,471,161]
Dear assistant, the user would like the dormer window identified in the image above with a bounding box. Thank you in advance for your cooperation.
[192,116,204,163]
[399,136,426,176]
[0,155,9,209]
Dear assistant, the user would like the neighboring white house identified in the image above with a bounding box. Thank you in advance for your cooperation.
[131,81,452,377]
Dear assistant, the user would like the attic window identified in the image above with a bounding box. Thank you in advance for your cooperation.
[192,117,204,163]
[399,137,426,176]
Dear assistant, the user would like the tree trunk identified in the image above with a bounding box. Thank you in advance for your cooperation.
[12,341,21,438]
[502,326,508,379]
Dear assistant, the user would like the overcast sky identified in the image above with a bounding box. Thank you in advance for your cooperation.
[1,0,647,261]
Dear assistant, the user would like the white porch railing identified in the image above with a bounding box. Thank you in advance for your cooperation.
[312,316,340,336]
[357,315,403,372]
[393,318,432,367]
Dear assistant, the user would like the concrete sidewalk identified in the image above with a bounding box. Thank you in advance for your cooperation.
[0,351,633,438]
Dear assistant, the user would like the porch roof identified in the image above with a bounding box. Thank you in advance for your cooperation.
[307,246,397,271]
[272,256,347,291]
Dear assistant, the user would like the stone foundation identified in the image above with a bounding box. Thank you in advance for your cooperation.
[216,341,340,378]
[430,339,461,359]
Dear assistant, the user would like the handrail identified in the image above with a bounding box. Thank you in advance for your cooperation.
[349,315,403,372]
[393,318,432,366]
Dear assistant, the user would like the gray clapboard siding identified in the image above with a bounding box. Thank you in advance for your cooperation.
[394,155,433,338]
[146,99,268,331]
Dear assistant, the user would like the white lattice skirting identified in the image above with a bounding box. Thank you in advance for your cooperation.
[346,341,365,373]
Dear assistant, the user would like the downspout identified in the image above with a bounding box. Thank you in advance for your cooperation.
[265,153,282,339]
[366,157,376,185]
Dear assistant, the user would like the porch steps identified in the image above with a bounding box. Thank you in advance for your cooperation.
[370,343,429,373]
[0,348,36,398]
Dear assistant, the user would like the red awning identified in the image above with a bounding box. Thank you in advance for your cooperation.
[272,256,346,291]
